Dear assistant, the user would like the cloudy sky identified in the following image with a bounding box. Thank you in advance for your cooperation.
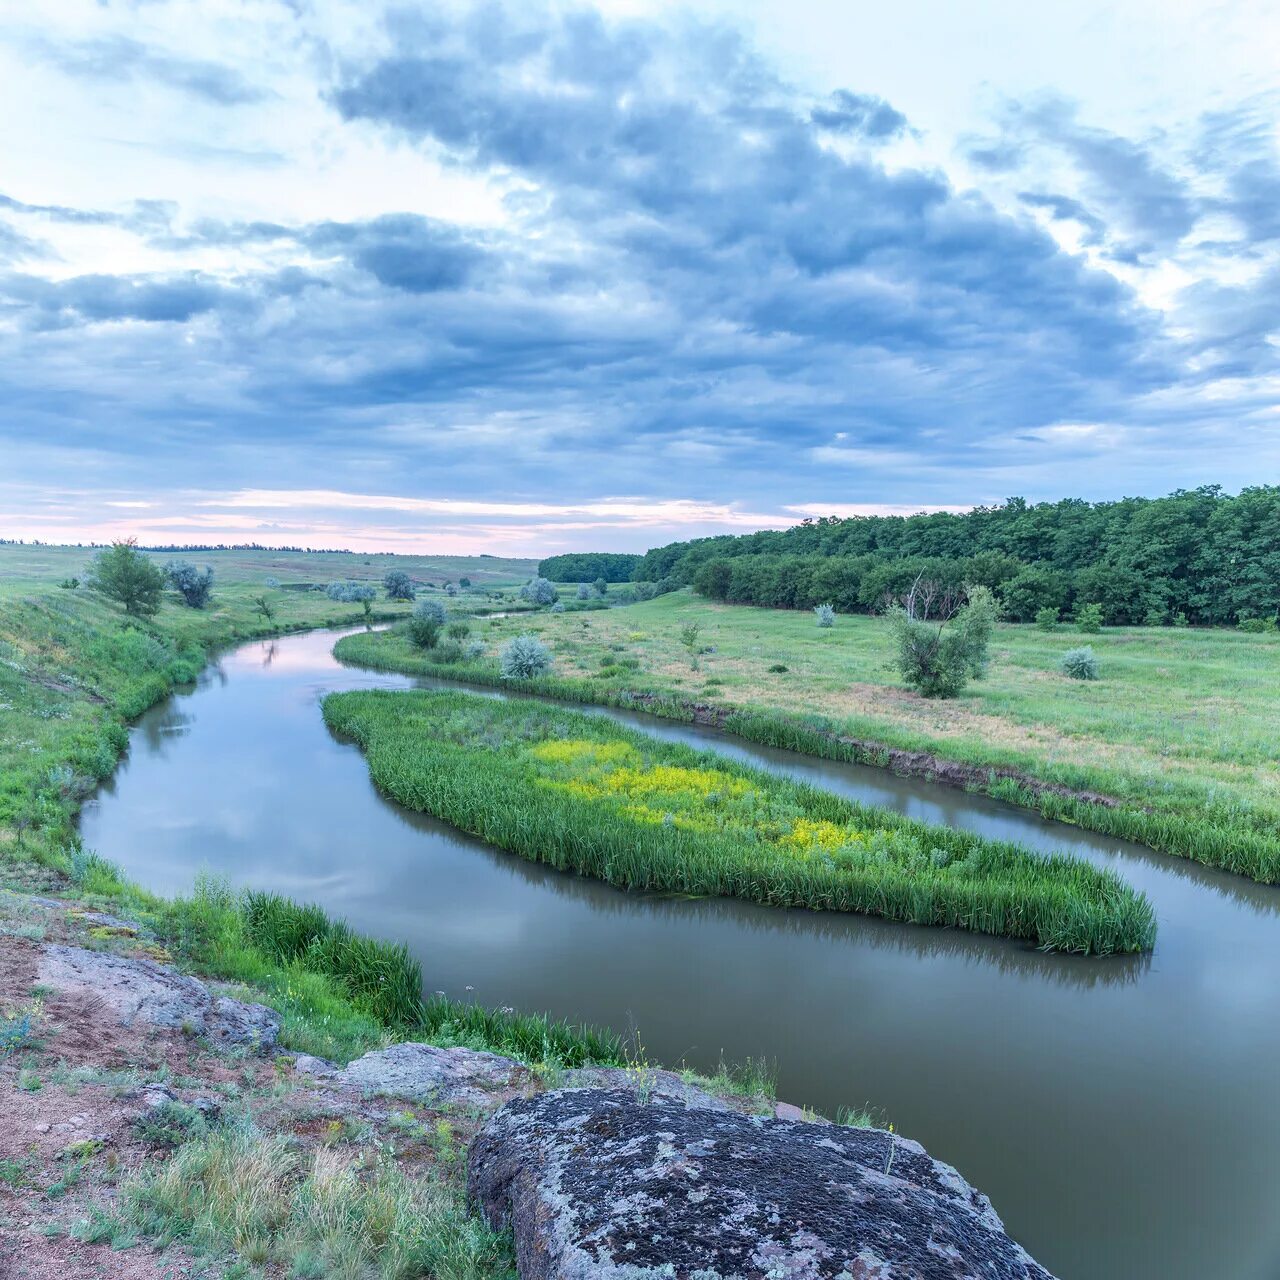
[2,0,1278,554]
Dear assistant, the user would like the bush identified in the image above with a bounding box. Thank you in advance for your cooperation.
[499,634,553,679]
[576,583,591,601]
[519,577,559,607]
[86,540,165,617]
[444,582,458,597]
[889,585,996,699]
[407,600,447,649]
[814,603,835,628]
[263,576,280,588]
[465,641,485,660]
[1060,646,1100,680]
[1034,607,1059,631]
[1144,607,1167,627]
[1238,616,1277,633]
[1076,603,1104,633]
[326,582,376,604]
[551,601,565,613]
[445,621,471,641]
[593,577,608,597]
[432,642,464,664]
[383,570,415,601]
[165,561,215,609]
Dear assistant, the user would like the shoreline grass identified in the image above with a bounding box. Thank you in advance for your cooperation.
[322,689,1157,954]
[332,605,1280,886]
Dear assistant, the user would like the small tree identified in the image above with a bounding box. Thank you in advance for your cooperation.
[166,560,214,609]
[383,570,415,601]
[1060,646,1099,680]
[445,582,458,597]
[680,620,702,658]
[576,582,591,601]
[87,540,165,617]
[593,577,608,597]
[1076,603,1104,634]
[888,580,996,699]
[814,603,835,628]
[1034,607,1059,631]
[459,577,471,588]
[499,633,553,679]
[408,599,447,649]
[519,576,559,607]
[253,593,275,623]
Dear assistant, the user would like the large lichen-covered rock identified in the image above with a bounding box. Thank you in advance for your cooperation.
[468,1088,1055,1280]
[37,944,278,1052]
[561,1066,729,1111]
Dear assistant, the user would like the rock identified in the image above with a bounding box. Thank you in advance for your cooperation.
[561,1066,728,1111]
[773,1099,831,1125]
[291,1053,342,1080]
[468,1088,1056,1280]
[37,944,279,1052]
[330,1042,527,1111]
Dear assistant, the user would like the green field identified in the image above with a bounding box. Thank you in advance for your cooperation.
[324,689,1155,953]
[335,592,1280,883]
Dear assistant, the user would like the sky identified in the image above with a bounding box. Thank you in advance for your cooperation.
[2,0,1278,555]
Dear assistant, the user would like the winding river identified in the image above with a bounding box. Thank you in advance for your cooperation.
[80,627,1280,1280]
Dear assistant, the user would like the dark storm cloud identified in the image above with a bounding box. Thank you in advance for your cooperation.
[29,34,268,105]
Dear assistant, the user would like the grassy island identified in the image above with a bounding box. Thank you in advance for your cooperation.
[323,689,1157,954]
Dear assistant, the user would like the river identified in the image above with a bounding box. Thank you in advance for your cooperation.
[79,626,1280,1280]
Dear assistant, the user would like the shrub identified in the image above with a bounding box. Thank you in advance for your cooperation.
[459,577,471,588]
[383,570,415,601]
[407,599,447,649]
[499,634,553,679]
[165,561,214,609]
[465,640,485,660]
[519,577,558,606]
[1238,616,1277,633]
[888,585,997,699]
[633,581,658,601]
[550,601,565,613]
[1173,611,1189,628]
[326,582,376,605]
[593,577,608,597]
[1143,607,1166,627]
[57,576,79,590]
[1060,646,1100,680]
[445,621,471,642]
[1076,603,1104,633]
[86,540,165,617]
[576,583,591,601]
[1034,607,1059,631]
[263,576,280,588]
[432,642,465,664]
[814,603,835,628]
[444,582,458,597]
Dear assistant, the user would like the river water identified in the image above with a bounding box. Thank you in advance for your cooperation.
[80,627,1280,1280]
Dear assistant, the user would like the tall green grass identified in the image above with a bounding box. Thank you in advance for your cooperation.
[334,625,1280,885]
[167,882,622,1067]
[323,689,1156,954]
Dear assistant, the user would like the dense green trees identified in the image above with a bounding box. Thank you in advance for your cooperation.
[651,487,1279,625]
[538,552,641,583]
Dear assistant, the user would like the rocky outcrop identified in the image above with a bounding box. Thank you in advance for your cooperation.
[37,943,279,1052]
[561,1066,729,1110]
[469,1088,1056,1280]
[294,1041,529,1111]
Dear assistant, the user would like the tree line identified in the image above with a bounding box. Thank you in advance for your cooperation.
[631,487,1279,625]
[538,552,642,583]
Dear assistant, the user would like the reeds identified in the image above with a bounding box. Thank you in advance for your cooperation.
[323,689,1157,955]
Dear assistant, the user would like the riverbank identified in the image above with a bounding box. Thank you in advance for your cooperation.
[332,597,1280,883]
[323,689,1156,953]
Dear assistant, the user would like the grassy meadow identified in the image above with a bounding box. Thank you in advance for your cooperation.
[335,592,1280,883]
[323,689,1156,953]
